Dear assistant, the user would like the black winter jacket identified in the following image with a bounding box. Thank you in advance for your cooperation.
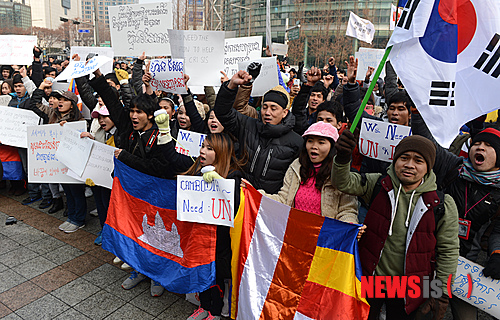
[412,113,500,259]
[214,82,303,194]
[89,75,174,179]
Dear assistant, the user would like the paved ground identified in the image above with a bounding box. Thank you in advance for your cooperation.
[0,186,198,320]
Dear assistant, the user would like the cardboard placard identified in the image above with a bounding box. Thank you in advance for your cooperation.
[27,122,86,184]
[70,46,115,75]
[359,118,412,162]
[108,1,173,56]
[0,106,40,148]
[168,30,225,86]
[149,58,187,94]
[175,129,206,157]
[238,56,279,96]
[176,176,235,227]
[224,36,262,78]
[54,55,112,81]
[355,47,387,81]
[55,127,93,177]
[271,43,288,56]
[0,35,37,65]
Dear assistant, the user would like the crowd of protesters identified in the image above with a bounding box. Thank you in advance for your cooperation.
[1,45,500,320]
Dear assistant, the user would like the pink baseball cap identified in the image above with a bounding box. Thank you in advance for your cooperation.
[91,105,110,118]
[302,121,339,142]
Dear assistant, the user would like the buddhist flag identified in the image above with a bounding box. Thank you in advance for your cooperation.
[230,186,369,319]
[102,159,217,294]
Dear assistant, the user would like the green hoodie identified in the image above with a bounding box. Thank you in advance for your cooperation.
[331,158,459,287]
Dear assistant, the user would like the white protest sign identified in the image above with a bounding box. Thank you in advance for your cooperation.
[27,122,86,184]
[0,35,37,65]
[149,58,187,94]
[168,30,225,86]
[176,176,235,227]
[355,47,387,81]
[452,256,500,318]
[359,118,412,162]
[0,106,40,148]
[70,46,114,75]
[175,129,206,157]
[55,128,93,177]
[108,2,173,56]
[224,36,262,78]
[346,11,375,44]
[238,56,279,96]
[67,141,116,189]
[55,55,112,81]
[390,4,403,31]
[271,43,288,56]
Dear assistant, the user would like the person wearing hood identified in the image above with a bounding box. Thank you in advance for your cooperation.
[214,70,303,194]
[332,132,459,320]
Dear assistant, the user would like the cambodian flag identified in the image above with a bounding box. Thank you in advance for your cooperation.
[102,159,217,294]
[230,186,369,319]
[0,145,24,180]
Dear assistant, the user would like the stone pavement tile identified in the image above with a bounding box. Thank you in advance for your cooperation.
[0,281,47,311]
[87,247,115,264]
[52,278,100,307]
[52,308,91,320]
[81,264,128,289]
[9,227,48,246]
[15,294,70,320]
[129,289,179,317]
[104,303,155,320]
[0,312,22,319]
[42,244,84,265]
[60,253,105,276]
[102,277,149,302]
[0,238,21,256]
[56,231,97,253]
[0,270,27,294]
[0,223,33,238]
[0,262,8,273]
[25,237,65,255]
[0,302,12,318]
[156,297,196,320]
[74,290,126,320]
[0,247,38,268]
[30,266,79,292]
[14,256,58,280]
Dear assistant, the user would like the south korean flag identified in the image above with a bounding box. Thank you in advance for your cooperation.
[388,0,435,46]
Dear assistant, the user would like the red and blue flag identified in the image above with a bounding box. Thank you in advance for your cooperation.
[102,159,217,294]
[0,145,24,180]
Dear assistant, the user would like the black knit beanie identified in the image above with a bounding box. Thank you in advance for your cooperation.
[393,135,436,173]
[471,128,500,167]
[263,90,288,109]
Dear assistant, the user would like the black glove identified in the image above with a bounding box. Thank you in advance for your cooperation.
[483,253,500,279]
[33,46,41,58]
[247,62,262,84]
[415,296,449,320]
[335,130,357,164]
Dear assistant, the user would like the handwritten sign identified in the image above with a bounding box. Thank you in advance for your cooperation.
[345,11,375,44]
[271,43,288,56]
[55,55,112,81]
[0,35,37,65]
[27,122,86,184]
[168,30,225,86]
[108,1,173,56]
[238,56,279,96]
[452,256,500,318]
[149,58,187,94]
[359,118,412,162]
[175,129,206,157]
[224,36,262,78]
[355,47,386,81]
[70,46,114,75]
[176,176,235,227]
[67,141,116,189]
[55,127,93,177]
[0,106,40,148]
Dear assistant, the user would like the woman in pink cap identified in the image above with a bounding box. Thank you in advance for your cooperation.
[258,121,358,222]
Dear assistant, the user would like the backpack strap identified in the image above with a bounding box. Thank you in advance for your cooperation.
[361,173,386,208]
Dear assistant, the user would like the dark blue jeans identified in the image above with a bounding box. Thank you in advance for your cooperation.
[92,186,111,228]
[62,184,87,226]
[28,183,51,200]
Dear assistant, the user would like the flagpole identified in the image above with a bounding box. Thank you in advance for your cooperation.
[350,45,393,133]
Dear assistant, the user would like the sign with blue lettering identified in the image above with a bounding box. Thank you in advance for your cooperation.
[54,55,113,81]
[78,29,90,34]
[359,118,412,162]
[176,176,235,227]
[175,129,206,157]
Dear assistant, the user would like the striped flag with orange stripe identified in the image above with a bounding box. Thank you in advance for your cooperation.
[230,185,369,320]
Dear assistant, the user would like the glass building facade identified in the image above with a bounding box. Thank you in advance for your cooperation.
[0,0,32,30]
